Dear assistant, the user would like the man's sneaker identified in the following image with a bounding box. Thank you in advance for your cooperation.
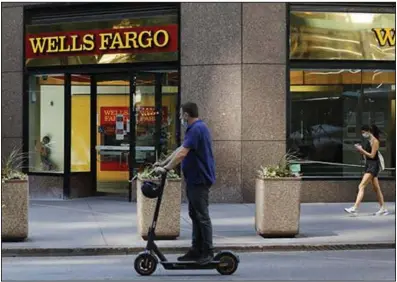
[196,251,214,265]
[344,207,358,214]
[177,248,200,261]
[374,207,389,216]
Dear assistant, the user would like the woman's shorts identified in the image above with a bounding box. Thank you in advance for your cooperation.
[365,160,380,177]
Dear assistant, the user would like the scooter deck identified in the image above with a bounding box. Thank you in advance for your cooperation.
[161,260,224,270]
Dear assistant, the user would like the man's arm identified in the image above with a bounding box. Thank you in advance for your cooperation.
[158,146,183,166]
[163,127,198,171]
[164,146,190,171]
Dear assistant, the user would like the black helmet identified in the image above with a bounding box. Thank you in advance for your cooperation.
[141,181,161,199]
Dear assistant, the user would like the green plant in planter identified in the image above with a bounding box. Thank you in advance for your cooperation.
[1,146,28,183]
[138,166,180,180]
[257,152,300,179]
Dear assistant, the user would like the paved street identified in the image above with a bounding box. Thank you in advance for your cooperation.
[2,249,395,280]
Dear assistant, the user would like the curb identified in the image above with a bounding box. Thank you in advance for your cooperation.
[3,243,395,257]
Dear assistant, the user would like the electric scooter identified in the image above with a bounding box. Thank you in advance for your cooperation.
[133,171,239,276]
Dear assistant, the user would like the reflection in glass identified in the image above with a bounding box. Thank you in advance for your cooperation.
[160,72,179,158]
[134,72,179,167]
[362,70,396,176]
[134,73,156,167]
[289,69,396,177]
[290,12,395,61]
[29,74,65,173]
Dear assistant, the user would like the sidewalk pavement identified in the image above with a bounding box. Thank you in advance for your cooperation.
[2,197,395,257]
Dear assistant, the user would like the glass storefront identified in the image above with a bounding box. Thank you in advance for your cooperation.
[24,4,180,198]
[289,10,396,178]
[289,69,395,177]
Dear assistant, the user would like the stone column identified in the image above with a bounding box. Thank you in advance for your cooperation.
[241,3,287,202]
[181,3,243,202]
[1,5,24,156]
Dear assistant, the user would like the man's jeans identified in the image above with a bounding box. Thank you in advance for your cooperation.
[186,184,213,254]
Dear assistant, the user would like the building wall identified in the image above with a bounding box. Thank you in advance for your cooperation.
[1,3,395,202]
[181,3,288,202]
[2,4,24,157]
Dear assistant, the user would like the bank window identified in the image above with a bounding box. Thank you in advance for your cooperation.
[289,69,396,177]
[28,74,65,173]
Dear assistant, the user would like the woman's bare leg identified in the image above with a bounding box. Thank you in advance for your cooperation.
[353,173,373,209]
[372,177,386,208]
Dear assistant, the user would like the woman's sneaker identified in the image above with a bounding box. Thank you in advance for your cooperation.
[374,207,389,216]
[344,207,358,215]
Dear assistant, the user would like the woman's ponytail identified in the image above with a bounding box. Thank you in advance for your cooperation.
[370,124,380,140]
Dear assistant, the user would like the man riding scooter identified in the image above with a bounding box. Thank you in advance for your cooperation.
[154,102,216,265]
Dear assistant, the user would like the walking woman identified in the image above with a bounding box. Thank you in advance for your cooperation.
[344,124,388,216]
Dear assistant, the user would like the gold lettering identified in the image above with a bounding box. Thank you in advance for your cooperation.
[58,36,71,52]
[47,37,59,53]
[29,37,47,54]
[138,31,152,48]
[99,33,112,50]
[70,35,83,51]
[83,34,95,51]
[373,28,396,47]
[110,32,125,50]
[153,30,169,48]
[124,32,138,48]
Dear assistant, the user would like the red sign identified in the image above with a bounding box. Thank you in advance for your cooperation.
[138,106,168,124]
[25,24,178,59]
[100,106,168,126]
[101,107,129,125]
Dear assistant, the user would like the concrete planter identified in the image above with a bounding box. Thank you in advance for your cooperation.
[137,177,181,240]
[255,177,301,237]
[1,179,29,241]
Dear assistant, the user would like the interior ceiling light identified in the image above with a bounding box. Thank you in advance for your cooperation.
[349,13,374,24]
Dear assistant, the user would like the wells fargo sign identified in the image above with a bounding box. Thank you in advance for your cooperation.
[101,107,129,125]
[100,106,168,126]
[138,106,168,124]
[25,25,178,59]
[372,28,395,47]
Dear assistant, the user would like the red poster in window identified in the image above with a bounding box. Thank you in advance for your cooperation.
[101,107,129,125]
[137,106,168,124]
[99,107,129,171]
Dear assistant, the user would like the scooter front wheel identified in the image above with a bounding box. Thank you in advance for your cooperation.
[134,253,157,276]
[215,252,239,275]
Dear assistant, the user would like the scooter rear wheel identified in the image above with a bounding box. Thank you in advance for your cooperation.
[215,252,239,275]
[134,253,157,276]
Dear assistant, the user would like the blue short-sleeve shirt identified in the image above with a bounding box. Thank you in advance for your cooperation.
[181,120,216,187]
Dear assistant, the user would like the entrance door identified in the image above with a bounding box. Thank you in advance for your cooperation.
[129,71,179,200]
[95,73,131,195]
[93,71,179,198]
